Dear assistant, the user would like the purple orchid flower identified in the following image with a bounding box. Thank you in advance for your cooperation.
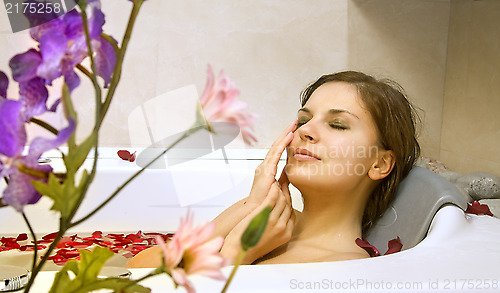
[0,99,75,212]
[0,71,8,101]
[10,0,116,93]
[3,53,48,122]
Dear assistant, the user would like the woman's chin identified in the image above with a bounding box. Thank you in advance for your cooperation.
[287,166,324,190]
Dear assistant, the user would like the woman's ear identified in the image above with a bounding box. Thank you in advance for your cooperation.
[368,150,395,180]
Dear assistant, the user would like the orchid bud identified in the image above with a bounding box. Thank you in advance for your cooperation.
[240,206,271,251]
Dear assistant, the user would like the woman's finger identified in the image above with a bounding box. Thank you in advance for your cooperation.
[278,167,292,206]
[248,121,296,204]
[266,183,287,222]
[261,120,297,176]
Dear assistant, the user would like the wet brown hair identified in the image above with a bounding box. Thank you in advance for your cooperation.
[300,71,421,233]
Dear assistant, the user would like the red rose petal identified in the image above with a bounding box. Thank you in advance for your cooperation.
[57,248,80,259]
[355,238,380,257]
[20,245,46,251]
[42,232,59,240]
[117,150,132,160]
[385,236,403,255]
[1,237,16,243]
[4,242,21,249]
[92,231,103,238]
[117,150,136,162]
[129,152,137,162]
[1,230,176,265]
[16,233,28,241]
[466,201,494,217]
[106,233,125,239]
[113,239,133,246]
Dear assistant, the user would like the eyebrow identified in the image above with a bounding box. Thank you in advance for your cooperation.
[298,107,360,119]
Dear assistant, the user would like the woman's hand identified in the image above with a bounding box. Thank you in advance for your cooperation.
[212,120,296,254]
[221,169,296,264]
[246,120,297,207]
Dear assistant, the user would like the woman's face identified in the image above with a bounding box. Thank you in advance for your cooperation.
[286,81,381,194]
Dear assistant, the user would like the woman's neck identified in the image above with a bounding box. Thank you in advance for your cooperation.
[292,189,366,249]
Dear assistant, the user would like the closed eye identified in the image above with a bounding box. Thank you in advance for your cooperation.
[297,117,310,127]
[329,122,349,130]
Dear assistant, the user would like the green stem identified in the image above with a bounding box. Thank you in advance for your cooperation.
[29,118,58,135]
[125,267,165,289]
[23,2,148,292]
[80,6,102,118]
[79,7,102,194]
[71,127,199,227]
[21,212,38,275]
[101,33,119,54]
[23,227,68,293]
[100,0,144,122]
[75,64,93,80]
[221,250,246,293]
[67,1,145,225]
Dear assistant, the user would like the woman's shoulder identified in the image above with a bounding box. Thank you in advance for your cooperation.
[254,240,370,265]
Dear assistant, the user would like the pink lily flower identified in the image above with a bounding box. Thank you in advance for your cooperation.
[200,65,258,146]
[156,212,229,293]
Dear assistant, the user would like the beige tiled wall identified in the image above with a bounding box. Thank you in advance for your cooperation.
[441,0,500,175]
[347,0,451,159]
[85,0,352,149]
[1,0,498,175]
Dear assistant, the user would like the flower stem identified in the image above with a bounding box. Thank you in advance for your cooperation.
[100,0,144,122]
[75,64,93,80]
[65,0,145,231]
[101,33,119,54]
[80,6,102,118]
[220,250,246,293]
[21,212,38,275]
[29,118,58,135]
[23,228,67,292]
[68,1,146,226]
[125,267,164,289]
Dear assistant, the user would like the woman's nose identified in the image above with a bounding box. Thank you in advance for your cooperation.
[297,122,318,143]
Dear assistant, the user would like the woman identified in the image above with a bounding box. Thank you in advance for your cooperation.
[128,71,420,266]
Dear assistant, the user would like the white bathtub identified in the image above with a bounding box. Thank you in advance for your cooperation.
[1,147,500,292]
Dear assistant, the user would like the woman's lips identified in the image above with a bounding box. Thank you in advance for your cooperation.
[293,148,320,161]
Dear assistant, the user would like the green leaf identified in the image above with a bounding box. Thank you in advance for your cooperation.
[49,265,74,293]
[50,246,151,293]
[61,84,78,149]
[76,247,114,283]
[64,132,97,176]
[31,171,88,218]
[240,206,272,251]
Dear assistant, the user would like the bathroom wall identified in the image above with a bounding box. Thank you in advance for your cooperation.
[98,0,351,150]
[0,0,498,174]
[440,0,500,175]
[347,0,451,159]
[0,0,448,152]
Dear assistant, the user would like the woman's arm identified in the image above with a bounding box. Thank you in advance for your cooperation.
[211,197,258,239]
[215,120,298,263]
[211,120,297,241]
[220,175,295,265]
